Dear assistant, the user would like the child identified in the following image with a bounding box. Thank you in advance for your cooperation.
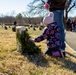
[29,12,65,58]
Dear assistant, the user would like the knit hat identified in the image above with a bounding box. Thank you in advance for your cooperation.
[43,12,54,24]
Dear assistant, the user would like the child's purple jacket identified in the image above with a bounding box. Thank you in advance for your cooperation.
[34,22,62,48]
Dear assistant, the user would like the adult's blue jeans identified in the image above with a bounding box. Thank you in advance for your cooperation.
[52,10,66,50]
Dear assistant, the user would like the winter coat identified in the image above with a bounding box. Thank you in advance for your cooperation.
[34,22,62,49]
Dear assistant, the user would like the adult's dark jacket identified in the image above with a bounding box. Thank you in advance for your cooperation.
[47,0,66,11]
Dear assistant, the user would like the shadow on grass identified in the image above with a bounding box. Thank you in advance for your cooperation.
[61,52,76,73]
[66,52,76,58]
[22,50,76,72]
[24,53,49,67]
[49,52,76,73]
[61,58,76,73]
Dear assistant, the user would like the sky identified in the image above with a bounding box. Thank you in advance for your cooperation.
[0,0,76,17]
[0,0,33,16]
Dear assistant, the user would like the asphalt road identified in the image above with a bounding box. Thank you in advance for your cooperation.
[66,31,76,51]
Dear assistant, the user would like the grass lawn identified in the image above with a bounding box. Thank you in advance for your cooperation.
[0,26,76,75]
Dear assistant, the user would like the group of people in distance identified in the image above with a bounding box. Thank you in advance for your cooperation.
[66,19,76,32]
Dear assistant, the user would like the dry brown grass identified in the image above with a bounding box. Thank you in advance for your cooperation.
[0,26,76,75]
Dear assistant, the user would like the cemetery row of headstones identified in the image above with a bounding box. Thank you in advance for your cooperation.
[0,24,44,32]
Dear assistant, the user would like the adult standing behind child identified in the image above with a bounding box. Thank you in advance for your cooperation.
[45,0,66,53]
[29,12,65,58]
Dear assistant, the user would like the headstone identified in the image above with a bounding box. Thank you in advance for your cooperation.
[33,27,36,31]
[16,26,41,54]
[4,26,8,30]
[12,25,16,32]
[16,26,26,52]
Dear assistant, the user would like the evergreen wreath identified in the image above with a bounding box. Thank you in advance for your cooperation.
[16,30,41,55]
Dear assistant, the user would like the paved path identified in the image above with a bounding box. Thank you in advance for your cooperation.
[66,31,76,51]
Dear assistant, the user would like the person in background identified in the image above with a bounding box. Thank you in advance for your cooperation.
[12,21,17,32]
[66,19,71,31]
[14,21,17,26]
[45,0,66,53]
[71,21,75,32]
[73,20,76,31]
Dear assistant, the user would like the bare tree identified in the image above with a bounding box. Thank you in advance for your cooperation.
[27,0,48,17]
[22,12,33,24]
[22,12,43,26]
[27,0,76,20]
[10,11,16,16]
[65,0,76,20]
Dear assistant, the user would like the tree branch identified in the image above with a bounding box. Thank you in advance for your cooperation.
[41,0,45,4]
[68,3,75,12]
